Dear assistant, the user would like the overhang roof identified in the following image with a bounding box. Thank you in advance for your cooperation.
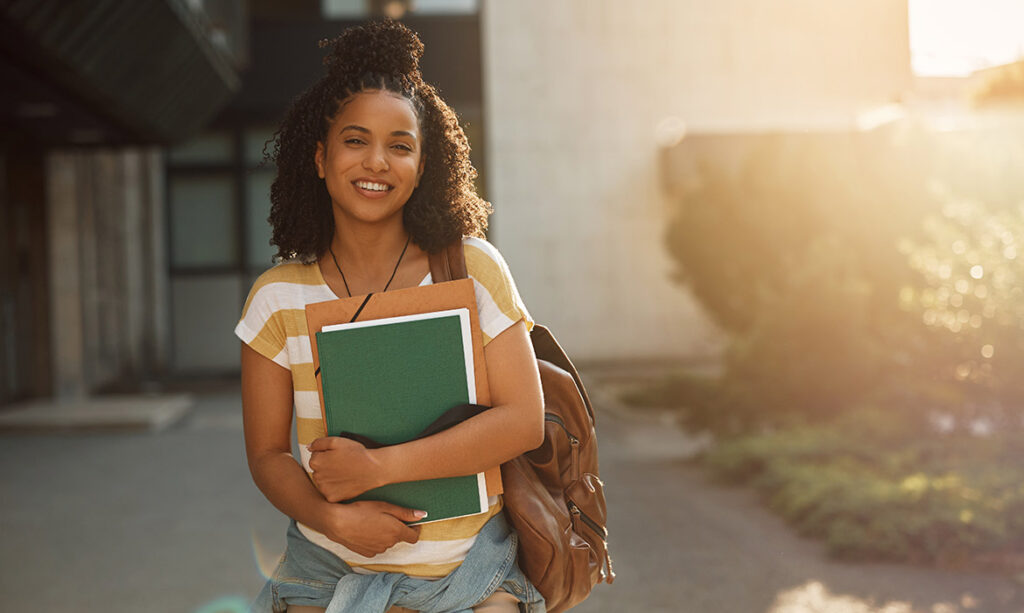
[0,0,241,146]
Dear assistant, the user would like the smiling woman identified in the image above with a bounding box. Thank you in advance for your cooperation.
[236,18,546,613]
[314,91,425,237]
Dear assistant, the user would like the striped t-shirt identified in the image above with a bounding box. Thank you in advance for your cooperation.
[235,236,533,578]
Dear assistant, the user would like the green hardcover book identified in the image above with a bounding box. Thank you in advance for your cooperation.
[315,308,487,524]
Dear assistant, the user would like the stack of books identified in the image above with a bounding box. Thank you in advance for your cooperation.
[306,279,501,524]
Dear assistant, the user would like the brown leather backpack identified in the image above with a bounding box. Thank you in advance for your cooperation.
[429,242,615,613]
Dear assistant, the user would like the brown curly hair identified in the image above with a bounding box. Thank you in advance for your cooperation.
[266,19,491,261]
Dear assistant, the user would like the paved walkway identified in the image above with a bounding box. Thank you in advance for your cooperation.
[0,379,1021,612]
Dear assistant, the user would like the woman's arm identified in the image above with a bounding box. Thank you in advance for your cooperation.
[241,343,424,556]
[307,319,544,501]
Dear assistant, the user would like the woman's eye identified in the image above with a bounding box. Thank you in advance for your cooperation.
[392,143,413,152]
[344,138,365,145]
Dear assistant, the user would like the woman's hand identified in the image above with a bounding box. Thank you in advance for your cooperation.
[319,500,425,558]
[307,436,386,502]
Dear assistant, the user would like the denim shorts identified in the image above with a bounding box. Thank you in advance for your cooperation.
[251,512,545,613]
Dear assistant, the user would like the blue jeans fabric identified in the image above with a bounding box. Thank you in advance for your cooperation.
[250,511,545,613]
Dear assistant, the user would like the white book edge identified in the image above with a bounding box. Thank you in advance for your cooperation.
[409,473,490,526]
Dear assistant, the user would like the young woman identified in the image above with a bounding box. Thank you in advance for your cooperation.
[236,20,546,613]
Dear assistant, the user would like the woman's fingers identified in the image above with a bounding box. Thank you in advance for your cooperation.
[324,501,425,554]
[376,502,428,524]
[306,436,337,453]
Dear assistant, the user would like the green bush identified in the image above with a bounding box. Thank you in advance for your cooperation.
[718,235,886,426]
[702,414,1024,567]
[664,131,930,424]
[899,187,1024,418]
[664,125,1024,427]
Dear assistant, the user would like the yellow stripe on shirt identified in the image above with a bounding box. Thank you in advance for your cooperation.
[464,243,524,326]
[417,499,504,541]
[290,362,317,392]
[296,416,325,445]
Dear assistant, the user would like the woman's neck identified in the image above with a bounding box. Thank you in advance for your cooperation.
[322,215,427,296]
[330,220,409,277]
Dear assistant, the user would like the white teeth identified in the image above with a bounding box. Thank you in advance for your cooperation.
[355,181,390,192]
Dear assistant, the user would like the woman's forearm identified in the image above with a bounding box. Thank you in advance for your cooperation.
[249,450,335,532]
[374,400,544,486]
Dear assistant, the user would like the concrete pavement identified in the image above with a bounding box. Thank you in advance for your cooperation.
[1,378,1021,612]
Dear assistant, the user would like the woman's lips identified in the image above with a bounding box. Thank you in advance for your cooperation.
[352,179,393,199]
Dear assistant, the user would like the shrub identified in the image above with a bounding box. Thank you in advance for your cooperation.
[702,415,1024,567]
[664,130,929,424]
[664,124,1024,427]
[899,185,1024,423]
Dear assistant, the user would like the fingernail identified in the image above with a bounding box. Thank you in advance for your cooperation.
[414,510,428,519]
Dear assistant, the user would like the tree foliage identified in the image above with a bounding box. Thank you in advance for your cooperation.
[664,125,1024,427]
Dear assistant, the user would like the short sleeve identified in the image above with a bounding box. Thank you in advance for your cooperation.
[235,274,290,369]
[463,237,534,344]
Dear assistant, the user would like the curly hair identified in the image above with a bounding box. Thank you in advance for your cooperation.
[266,19,491,261]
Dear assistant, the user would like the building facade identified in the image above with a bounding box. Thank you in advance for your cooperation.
[1,0,245,404]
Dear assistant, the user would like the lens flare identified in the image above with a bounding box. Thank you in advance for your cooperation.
[193,596,249,613]
[251,527,285,580]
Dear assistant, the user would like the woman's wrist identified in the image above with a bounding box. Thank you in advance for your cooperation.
[309,498,352,537]
[367,446,397,488]
[371,445,407,487]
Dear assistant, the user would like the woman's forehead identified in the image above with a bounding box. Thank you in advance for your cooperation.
[333,90,420,131]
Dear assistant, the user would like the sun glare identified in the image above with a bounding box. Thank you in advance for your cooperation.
[909,0,1024,77]
[768,580,977,613]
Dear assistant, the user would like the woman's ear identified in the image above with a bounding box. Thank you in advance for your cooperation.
[314,142,326,179]
[415,156,425,187]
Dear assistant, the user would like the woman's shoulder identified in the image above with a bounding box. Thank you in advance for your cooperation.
[461,236,511,275]
[252,259,323,289]
[242,260,330,316]
[459,236,534,337]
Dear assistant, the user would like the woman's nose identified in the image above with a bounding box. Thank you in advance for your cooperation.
[363,146,389,172]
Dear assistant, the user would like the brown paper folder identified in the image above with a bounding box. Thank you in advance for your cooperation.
[305,278,502,497]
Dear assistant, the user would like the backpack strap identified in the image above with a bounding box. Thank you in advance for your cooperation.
[428,240,468,283]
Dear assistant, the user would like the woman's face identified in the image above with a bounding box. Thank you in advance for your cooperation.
[315,89,425,228]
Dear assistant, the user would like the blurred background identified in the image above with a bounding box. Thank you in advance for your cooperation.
[3,0,1024,611]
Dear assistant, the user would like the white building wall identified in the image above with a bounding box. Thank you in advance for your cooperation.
[481,0,910,360]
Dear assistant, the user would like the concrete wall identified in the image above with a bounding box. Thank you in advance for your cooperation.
[47,150,167,398]
[481,0,910,360]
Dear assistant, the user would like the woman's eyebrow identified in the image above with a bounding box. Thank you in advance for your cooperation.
[339,125,417,140]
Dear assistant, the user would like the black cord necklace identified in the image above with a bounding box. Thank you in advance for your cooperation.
[328,234,411,298]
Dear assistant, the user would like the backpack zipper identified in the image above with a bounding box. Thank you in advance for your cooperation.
[569,500,615,583]
[568,499,608,539]
[545,413,580,480]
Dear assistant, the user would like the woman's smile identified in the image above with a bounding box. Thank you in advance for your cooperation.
[352,178,394,199]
